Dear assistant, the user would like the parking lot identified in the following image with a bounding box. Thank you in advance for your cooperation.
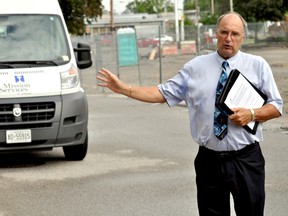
[0,93,287,215]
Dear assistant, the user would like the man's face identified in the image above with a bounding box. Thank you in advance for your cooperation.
[216,14,245,59]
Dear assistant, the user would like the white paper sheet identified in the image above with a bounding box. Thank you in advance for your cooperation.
[224,74,265,130]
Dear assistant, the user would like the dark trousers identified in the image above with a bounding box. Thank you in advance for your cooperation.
[194,142,265,216]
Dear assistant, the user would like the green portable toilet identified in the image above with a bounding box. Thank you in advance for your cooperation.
[117,27,138,67]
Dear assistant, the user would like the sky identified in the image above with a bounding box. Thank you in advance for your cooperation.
[102,0,132,14]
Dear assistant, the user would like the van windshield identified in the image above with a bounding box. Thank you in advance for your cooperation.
[0,15,70,65]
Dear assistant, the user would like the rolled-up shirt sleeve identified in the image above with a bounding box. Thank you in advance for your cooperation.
[261,60,283,115]
[158,64,191,107]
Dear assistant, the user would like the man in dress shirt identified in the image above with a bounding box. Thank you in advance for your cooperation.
[97,12,283,216]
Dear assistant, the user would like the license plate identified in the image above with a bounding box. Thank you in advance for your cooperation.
[6,129,32,144]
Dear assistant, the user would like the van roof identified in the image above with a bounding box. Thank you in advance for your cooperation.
[0,0,62,15]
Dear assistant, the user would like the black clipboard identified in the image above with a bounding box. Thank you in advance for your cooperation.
[217,69,267,134]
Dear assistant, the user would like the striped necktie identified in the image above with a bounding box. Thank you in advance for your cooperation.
[214,61,229,140]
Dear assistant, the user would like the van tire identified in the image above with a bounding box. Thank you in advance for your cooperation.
[63,133,88,160]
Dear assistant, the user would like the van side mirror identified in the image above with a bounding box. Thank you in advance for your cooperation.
[74,43,93,69]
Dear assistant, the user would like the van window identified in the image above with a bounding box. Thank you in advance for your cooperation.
[0,15,70,65]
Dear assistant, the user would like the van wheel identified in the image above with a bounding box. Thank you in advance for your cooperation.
[63,133,88,161]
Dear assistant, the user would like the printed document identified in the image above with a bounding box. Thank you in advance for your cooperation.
[224,73,265,130]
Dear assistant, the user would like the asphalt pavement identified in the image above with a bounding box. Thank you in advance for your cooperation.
[0,94,287,216]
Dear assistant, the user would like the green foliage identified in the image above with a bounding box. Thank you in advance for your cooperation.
[188,0,288,22]
[198,0,212,13]
[184,0,212,12]
[184,0,195,10]
[200,13,218,25]
[83,0,103,21]
[234,0,288,22]
[127,0,173,14]
[184,16,193,26]
[126,0,153,13]
[58,0,103,35]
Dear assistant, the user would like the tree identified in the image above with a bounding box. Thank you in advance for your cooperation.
[126,0,173,14]
[58,0,103,35]
[126,0,153,13]
[234,0,288,22]
[232,0,288,42]
[184,0,195,10]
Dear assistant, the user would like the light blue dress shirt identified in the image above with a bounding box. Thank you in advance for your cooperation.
[158,51,283,151]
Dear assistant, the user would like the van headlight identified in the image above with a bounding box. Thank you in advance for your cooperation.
[60,65,79,89]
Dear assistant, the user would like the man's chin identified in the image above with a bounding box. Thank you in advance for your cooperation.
[219,49,235,59]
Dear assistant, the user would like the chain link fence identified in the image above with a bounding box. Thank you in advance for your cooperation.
[71,21,288,94]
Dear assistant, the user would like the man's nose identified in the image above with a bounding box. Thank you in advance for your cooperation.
[225,33,232,41]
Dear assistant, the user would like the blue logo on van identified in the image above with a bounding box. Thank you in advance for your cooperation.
[15,75,25,83]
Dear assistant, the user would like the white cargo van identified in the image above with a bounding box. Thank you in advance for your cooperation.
[0,0,92,160]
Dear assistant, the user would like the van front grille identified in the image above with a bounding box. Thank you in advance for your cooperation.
[0,102,55,130]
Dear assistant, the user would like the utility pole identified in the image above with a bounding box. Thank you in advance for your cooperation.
[229,0,234,12]
[211,0,214,15]
[174,0,179,44]
[110,0,114,31]
[195,0,201,55]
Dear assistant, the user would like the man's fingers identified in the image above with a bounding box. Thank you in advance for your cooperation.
[96,75,106,83]
[98,71,109,79]
[97,68,114,84]
[100,68,113,77]
[98,82,107,87]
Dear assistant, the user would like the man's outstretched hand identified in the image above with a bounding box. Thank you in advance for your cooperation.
[96,68,129,94]
[96,68,166,103]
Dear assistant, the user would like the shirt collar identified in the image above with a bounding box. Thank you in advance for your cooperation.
[216,50,242,68]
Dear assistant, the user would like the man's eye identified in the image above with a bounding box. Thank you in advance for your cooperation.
[220,31,228,35]
[232,32,240,37]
